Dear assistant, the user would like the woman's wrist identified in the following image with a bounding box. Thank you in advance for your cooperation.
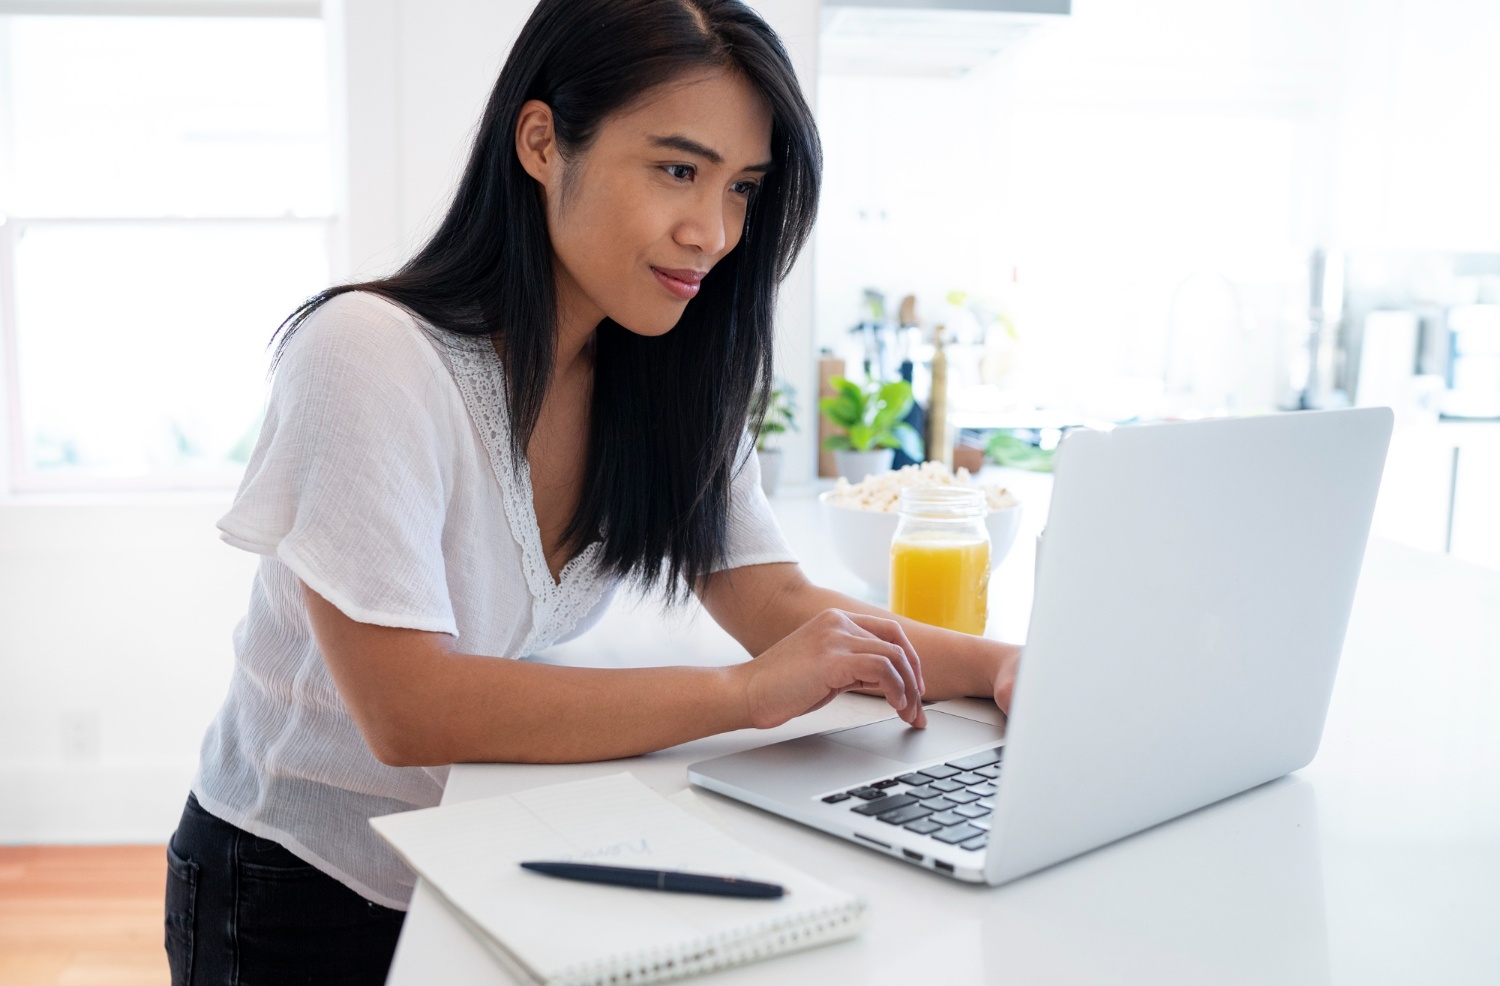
[957,634,1005,697]
[973,636,1022,710]
[717,662,758,731]
[932,631,1016,700]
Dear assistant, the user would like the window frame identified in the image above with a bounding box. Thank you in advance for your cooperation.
[0,0,332,495]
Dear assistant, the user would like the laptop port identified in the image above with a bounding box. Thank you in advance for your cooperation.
[934,860,955,874]
[854,833,891,850]
[902,849,923,862]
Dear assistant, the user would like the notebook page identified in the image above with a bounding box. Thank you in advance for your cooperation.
[371,773,864,985]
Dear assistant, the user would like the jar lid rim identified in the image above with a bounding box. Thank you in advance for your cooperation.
[898,486,986,515]
[899,486,984,500]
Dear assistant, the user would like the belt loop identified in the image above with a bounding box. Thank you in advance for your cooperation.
[230,827,242,986]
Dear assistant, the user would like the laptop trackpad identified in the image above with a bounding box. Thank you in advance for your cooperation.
[822,711,1004,765]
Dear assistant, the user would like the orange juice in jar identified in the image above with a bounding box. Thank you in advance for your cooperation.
[888,487,990,635]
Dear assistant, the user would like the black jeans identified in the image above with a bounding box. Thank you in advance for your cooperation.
[164,793,405,986]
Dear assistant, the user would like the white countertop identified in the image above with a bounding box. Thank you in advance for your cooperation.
[386,481,1500,986]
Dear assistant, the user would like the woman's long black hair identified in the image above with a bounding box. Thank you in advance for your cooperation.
[272,0,820,594]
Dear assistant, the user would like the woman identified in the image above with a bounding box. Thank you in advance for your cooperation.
[165,0,1020,982]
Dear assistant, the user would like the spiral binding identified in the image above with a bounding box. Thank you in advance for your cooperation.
[550,900,867,986]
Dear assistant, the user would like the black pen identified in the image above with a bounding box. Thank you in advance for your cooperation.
[520,861,785,898]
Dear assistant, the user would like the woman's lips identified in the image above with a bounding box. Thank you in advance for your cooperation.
[651,266,705,301]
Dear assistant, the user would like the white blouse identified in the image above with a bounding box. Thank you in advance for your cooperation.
[193,291,794,909]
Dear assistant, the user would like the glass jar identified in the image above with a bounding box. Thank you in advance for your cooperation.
[889,487,990,635]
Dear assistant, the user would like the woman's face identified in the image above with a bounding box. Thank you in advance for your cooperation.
[517,68,774,338]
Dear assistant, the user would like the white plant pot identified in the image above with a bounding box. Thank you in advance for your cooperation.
[756,449,782,497]
[833,448,894,483]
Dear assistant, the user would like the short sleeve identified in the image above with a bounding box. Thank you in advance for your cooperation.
[712,437,798,573]
[218,293,461,634]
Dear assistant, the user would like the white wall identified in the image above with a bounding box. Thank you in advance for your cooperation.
[0,0,823,843]
[0,498,255,842]
[1327,0,1500,251]
[745,0,820,486]
[333,0,529,280]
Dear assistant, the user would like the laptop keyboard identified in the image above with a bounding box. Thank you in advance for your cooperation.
[819,747,1002,853]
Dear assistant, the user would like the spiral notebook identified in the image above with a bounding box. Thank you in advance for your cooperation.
[370,773,866,986]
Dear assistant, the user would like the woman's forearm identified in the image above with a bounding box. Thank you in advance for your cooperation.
[387,656,750,766]
[304,584,751,767]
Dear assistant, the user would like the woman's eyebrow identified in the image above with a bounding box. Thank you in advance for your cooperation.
[648,133,774,173]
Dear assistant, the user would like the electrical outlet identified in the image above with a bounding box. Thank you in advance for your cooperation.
[59,709,102,762]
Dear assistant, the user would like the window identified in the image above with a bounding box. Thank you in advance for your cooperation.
[0,7,332,491]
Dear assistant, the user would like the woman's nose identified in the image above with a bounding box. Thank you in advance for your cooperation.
[675,193,728,257]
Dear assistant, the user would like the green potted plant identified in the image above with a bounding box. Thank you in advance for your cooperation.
[984,430,1055,472]
[752,381,798,496]
[819,376,923,481]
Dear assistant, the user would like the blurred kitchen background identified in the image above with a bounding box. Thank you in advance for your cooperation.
[0,0,1497,842]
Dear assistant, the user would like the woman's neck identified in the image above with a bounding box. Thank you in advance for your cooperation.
[552,266,604,380]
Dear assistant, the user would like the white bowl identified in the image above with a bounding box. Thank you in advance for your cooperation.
[818,491,1023,594]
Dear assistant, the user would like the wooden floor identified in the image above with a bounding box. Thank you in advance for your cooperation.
[0,845,168,986]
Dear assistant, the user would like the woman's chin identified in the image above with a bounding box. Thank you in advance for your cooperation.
[609,307,686,338]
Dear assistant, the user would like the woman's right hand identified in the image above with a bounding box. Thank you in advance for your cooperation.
[733,609,927,731]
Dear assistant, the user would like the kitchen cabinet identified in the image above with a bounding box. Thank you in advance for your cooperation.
[1451,439,1500,570]
[1372,421,1500,570]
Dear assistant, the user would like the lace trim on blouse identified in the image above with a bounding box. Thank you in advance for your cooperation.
[441,332,611,656]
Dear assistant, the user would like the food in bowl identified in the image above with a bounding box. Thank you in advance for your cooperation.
[826,461,1019,513]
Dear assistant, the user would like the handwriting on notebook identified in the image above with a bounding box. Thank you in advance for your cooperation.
[569,839,653,862]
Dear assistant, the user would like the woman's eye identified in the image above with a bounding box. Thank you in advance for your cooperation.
[664,164,695,181]
[732,180,761,197]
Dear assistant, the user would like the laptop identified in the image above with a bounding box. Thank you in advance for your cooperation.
[688,408,1393,885]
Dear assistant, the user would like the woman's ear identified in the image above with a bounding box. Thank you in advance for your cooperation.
[514,99,561,187]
